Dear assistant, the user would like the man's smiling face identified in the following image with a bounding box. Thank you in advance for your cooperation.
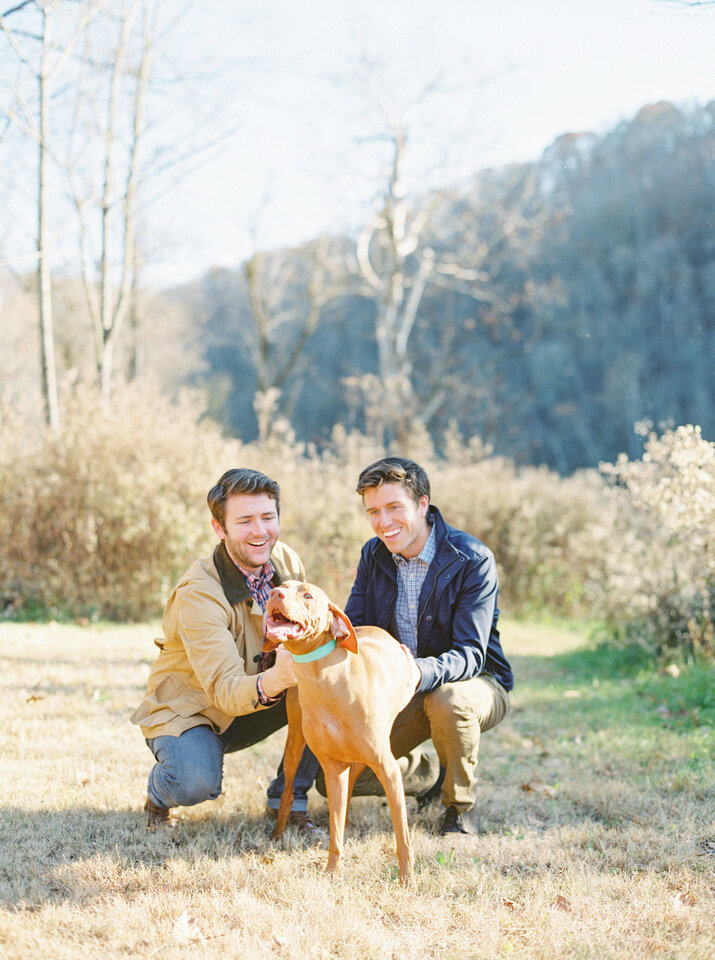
[212,492,279,573]
[362,483,430,559]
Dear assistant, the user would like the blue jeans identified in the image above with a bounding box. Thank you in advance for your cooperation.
[146,698,319,812]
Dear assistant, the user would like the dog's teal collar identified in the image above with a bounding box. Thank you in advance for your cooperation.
[292,638,337,662]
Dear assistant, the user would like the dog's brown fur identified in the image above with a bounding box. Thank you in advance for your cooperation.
[263,579,415,882]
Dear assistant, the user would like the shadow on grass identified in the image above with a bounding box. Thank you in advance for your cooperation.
[0,804,282,905]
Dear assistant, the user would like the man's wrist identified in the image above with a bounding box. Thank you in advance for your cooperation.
[256,672,284,706]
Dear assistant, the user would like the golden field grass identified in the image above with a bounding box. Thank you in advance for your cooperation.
[0,619,713,960]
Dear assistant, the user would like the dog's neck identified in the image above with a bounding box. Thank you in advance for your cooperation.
[292,637,337,662]
[283,622,335,658]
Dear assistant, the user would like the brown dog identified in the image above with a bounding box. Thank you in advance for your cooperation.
[263,579,416,883]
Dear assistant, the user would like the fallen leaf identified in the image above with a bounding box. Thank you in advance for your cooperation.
[261,854,275,864]
[697,838,715,855]
[25,695,46,703]
[503,898,518,910]
[172,910,204,943]
[563,690,582,699]
[664,664,680,678]
[521,781,557,797]
[673,891,696,908]
[554,895,571,911]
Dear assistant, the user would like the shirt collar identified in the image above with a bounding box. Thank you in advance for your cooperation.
[393,519,437,567]
[238,560,275,586]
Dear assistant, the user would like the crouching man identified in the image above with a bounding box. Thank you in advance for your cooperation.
[131,468,320,838]
[337,456,513,836]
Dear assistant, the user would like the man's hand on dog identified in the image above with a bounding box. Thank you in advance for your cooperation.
[399,643,422,692]
[261,646,297,698]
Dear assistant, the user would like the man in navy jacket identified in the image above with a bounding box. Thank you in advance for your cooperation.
[344,456,513,835]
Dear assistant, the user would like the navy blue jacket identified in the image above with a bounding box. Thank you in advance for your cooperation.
[345,505,513,694]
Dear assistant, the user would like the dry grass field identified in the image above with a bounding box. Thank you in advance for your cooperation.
[0,619,712,960]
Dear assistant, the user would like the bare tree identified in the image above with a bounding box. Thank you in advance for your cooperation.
[65,0,156,402]
[243,232,347,436]
[0,0,101,428]
[2,0,244,413]
[351,119,540,447]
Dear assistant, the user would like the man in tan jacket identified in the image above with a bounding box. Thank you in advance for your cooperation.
[131,468,320,836]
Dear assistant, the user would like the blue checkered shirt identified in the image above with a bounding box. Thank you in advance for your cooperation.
[392,522,437,655]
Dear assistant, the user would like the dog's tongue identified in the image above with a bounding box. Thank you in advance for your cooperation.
[265,615,305,643]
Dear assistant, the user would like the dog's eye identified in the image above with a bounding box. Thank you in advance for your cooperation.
[303,592,313,600]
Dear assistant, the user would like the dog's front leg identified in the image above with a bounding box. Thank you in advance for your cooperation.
[271,687,304,839]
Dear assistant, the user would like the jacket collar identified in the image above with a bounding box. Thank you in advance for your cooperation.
[213,541,288,607]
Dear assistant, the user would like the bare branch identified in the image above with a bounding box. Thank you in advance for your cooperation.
[46,1,103,83]
[1,1,34,17]
[356,214,384,290]
[0,9,32,64]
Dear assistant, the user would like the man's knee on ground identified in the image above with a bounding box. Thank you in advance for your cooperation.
[151,763,222,808]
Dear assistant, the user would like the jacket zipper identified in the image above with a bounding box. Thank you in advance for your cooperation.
[416,552,460,635]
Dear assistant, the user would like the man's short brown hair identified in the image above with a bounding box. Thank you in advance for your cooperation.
[355,457,430,506]
[207,468,280,528]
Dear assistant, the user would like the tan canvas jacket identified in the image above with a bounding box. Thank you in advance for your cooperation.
[130,540,304,739]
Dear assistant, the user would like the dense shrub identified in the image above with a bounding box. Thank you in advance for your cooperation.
[600,425,714,660]
[2,385,711,664]
[0,383,242,620]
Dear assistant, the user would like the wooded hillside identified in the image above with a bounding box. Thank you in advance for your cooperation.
[3,101,713,472]
[178,101,715,471]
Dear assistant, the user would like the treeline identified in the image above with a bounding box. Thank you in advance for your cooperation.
[183,100,714,472]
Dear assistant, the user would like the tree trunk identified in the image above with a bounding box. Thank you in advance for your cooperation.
[37,8,60,430]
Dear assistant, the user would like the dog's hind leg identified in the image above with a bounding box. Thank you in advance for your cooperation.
[321,757,351,875]
[373,752,414,884]
[345,761,366,827]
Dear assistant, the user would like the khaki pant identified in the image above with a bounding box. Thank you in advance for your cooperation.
[318,674,510,812]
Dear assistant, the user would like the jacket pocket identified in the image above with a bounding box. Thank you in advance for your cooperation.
[154,673,211,718]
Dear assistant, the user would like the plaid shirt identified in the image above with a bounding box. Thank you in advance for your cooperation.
[392,522,437,655]
[237,559,281,702]
[239,560,275,612]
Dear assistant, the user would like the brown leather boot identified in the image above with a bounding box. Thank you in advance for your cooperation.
[144,796,177,828]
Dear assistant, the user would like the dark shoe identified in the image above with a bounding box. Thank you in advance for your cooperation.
[288,810,324,843]
[437,805,480,836]
[144,796,176,829]
[270,808,324,845]
[416,765,446,810]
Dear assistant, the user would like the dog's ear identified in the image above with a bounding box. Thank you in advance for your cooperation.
[329,603,358,654]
